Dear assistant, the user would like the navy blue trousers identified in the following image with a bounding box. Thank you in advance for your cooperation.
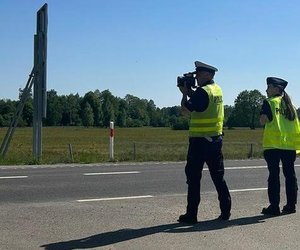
[264,149,298,207]
[185,137,231,217]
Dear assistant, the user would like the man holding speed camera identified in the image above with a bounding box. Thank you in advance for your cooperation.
[177,61,231,224]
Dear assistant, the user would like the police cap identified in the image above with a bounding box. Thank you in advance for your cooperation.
[193,61,218,74]
[266,77,288,89]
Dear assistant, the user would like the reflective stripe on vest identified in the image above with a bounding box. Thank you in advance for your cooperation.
[263,96,300,150]
[189,83,224,137]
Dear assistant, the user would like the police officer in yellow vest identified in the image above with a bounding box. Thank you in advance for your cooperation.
[178,61,231,224]
[260,77,300,216]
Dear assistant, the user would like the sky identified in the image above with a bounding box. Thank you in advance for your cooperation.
[1,0,300,108]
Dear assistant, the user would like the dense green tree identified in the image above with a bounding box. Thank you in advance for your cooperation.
[0,115,4,127]
[116,98,128,127]
[227,90,266,129]
[224,105,234,126]
[149,108,164,127]
[125,94,150,127]
[0,99,15,116]
[226,108,239,128]
[46,90,63,126]
[22,98,33,126]
[162,106,183,128]
[146,100,159,126]
[0,87,281,129]
[81,102,94,127]
[82,91,102,126]
[171,116,189,130]
[60,94,82,126]
[99,90,116,127]
[159,107,172,127]
[168,106,181,117]
[0,100,16,127]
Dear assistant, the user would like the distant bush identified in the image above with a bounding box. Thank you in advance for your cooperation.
[171,117,189,130]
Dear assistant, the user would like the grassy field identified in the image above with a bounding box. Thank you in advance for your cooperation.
[0,127,264,165]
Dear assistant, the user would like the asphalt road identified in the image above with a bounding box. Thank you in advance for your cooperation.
[1,159,300,250]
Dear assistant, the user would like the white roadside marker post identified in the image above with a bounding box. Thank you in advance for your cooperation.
[109,121,114,161]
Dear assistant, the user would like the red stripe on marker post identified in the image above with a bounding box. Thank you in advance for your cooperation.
[109,121,114,161]
[110,126,114,137]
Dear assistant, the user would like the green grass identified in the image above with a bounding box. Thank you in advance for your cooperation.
[223,128,263,159]
[0,127,264,165]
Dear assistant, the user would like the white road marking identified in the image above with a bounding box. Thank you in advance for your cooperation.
[203,164,300,171]
[203,166,267,171]
[160,188,268,198]
[201,166,266,171]
[77,188,268,202]
[84,166,269,176]
[77,195,153,202]
[83,171,140,176]
[225,166,266,170]
[230,187,267,192]
[0,176,28,179]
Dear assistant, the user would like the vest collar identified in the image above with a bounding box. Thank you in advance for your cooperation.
[202,80,215,87]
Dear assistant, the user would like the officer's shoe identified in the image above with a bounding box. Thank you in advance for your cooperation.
[261,205,280,216]
[282,205,296,214]
[218,212,231,220]
[177,214,198,224]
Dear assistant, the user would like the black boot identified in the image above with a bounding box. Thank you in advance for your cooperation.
[282,205,296,214]
[177,214,197,224]
[218,212,231,220]
[261,205,280,216]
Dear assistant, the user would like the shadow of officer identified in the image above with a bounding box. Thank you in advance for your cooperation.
[40,215,267,249]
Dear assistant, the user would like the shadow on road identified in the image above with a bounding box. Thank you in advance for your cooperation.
[41,214,268,249]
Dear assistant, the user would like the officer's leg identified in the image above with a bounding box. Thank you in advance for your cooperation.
[263,149,281,208]
[184,142,204,219]
[206,143,231,217]
[281,150,298,211]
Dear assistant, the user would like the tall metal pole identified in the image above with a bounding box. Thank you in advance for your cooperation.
[33,4,47,160]
[0,4,47,160]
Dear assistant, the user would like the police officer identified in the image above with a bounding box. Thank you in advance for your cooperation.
[178,61,231,224]
[260,77,300,216]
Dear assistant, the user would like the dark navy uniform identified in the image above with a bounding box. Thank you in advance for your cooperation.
[178,61,231,224]
[260,84,298,215]
[182,80,231,221]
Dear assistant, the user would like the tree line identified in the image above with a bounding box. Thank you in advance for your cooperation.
[0,89,183,128]
[0,89,299,129]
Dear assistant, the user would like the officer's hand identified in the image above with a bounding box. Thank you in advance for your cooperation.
[179,83,188,95]
[260,114,269,126]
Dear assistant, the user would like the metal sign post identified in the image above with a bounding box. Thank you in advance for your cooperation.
[33,3,48,160]
[0,4,47,159]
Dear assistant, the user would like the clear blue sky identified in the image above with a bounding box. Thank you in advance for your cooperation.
[1,0,300,108]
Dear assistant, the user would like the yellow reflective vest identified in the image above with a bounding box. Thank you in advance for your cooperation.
[189,83,224,137]
[263,96,300,151]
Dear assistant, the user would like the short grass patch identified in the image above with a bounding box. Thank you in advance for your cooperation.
[0,127,264,165]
